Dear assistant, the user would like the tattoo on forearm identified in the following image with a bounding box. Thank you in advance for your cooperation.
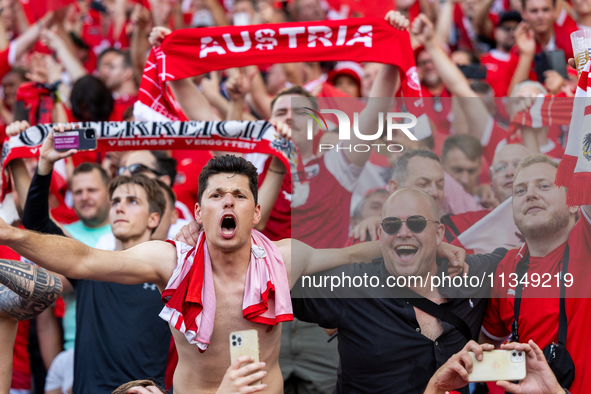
[0,259,62,321]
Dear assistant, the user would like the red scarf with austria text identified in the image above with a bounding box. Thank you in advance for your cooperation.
[134,18,422,182]
[136,17,419,123]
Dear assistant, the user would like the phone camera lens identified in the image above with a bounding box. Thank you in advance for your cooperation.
[237,337,242,342]
[518,352,522,356]
[84,129,95,139]
[232,335,236,340]
[512,351,517,356]
[232,341,237,346]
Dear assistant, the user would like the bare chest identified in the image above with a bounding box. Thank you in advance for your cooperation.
[413,306,443,341]
[172,280,282,393]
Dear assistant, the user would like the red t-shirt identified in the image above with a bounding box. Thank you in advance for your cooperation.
[421,88,452,134]
[291,150,362,248]
[111,94,138,121]
[82,9,130,56]
[0,45,11,81]
[11,320,31,390]
[483,209,591,394]
[482,50,519,97]
[172,150,213,215]
[554,9,578,60]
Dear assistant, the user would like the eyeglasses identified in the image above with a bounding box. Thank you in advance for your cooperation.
[491,159,521,176]
[381,215,440,235]
[117,163,164,177]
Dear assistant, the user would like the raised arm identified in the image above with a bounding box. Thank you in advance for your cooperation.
[0,219,176,288]
[277,239,383,288]
[412,14,490,140]
[343,11,406,167]
[40,28,87,82]
[149,27,221,121]
[472,0,495,38]
[507,22,536,96]
[11,12,55,61]
[434,0,455,45]
[0,259,62,321]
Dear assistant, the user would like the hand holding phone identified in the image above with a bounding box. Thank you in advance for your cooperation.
[229,330,263,386]
[468,349,526,382]
[54,128,97,152]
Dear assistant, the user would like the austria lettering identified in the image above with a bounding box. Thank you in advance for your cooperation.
[198,24,372,58]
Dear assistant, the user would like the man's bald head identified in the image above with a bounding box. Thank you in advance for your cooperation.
[379,188,445,280]
[383,188,440,221]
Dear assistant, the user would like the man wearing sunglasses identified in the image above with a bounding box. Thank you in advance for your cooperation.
[292,187,506,393]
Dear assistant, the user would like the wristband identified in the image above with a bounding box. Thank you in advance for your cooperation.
[268,168,286,175]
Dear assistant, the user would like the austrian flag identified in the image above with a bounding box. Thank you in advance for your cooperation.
[135,17,420,122]
[556,60,591,205]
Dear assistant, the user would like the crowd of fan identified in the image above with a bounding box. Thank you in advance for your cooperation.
[0,0,587,393]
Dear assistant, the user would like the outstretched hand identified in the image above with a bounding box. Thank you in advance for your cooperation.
[410,14,434,46]
[172,221,202,246]
[44,124,79,161]
[269,120,291,141]
[385,11,410,31]
[514,22,535,56]
[436,242,468,276]
[496,341,564,394]
[349,215,381,242]
[149,26,172,47]
[428,340,495,391]
[5,121,31,138]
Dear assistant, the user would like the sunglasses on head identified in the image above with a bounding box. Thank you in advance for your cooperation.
[117,163,164,177]
[381,215,440,235]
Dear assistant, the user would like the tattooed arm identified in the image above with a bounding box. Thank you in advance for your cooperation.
[0,259,62,321]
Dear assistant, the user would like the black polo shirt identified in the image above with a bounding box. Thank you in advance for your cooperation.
[291,249,507,394]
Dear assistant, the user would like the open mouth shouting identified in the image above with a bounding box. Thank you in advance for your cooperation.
[220,214,237,239]
[394,244,419,263]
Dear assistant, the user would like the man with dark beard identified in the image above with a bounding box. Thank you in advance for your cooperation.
[480,154,591,393]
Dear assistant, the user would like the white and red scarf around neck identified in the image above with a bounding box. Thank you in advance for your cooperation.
[135,17,421,122]
[159,231,293,351]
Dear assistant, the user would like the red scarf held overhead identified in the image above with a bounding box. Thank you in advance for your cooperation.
[507,96,573,143]
[136,17,421,122]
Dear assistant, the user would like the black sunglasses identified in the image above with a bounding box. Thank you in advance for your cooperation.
[381,215,440,235]
[117,163,164,177]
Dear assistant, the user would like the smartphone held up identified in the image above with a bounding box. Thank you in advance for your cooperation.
[467,349,526,382]
[54,128,97,152]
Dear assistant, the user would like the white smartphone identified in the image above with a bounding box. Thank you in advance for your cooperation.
[467,349,526,382]
[229,329,261,385]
